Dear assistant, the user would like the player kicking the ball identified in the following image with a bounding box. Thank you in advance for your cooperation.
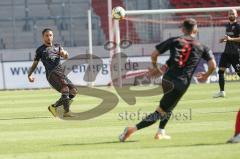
[213,9,240,98]
[28,28,77,118]
[119,18,217,142]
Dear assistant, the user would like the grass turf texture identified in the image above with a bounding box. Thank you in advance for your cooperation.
[0,83,239,159]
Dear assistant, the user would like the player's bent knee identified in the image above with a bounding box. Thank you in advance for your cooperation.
[61,85,70,95]
[68,87,77,99]
[156,107,167,116]
[71,87,78,95]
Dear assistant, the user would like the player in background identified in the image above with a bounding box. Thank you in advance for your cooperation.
[213,9,240,98]
[28,28,77,118]
[227,110,240,143]
[212,8,240,143]
[119,18,216,142]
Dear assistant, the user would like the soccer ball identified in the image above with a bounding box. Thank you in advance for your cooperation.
[112,6,126,20]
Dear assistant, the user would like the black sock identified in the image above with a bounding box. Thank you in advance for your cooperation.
[62,93,70,113]
[218,70,225,91]
[237,72,240,77]
[136,111,161,130]
[54,94,75,107]
[159,112,172,129]
[54,97,63,107]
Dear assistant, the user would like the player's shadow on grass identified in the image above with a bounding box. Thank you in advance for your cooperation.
[0,116,51,121]
[61,141,226,147]
[190,143,226,147]
[61,140,138,146]
[156,142,226,148]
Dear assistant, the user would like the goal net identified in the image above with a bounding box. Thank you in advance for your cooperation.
[111,7,240,87]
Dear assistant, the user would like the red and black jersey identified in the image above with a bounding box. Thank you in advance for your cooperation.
[224,22,240,54]
[34,44,62,76]
[156,35,214,83]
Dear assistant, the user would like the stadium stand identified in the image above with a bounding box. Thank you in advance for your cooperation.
[0,0,170,50]
[0,0,233,61]
[170,0,239,18]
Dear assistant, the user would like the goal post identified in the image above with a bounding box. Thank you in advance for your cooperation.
[111,6,240,88]
[113,19,123,87]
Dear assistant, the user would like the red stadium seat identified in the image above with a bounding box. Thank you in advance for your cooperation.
[170,0,178,5]
[170,0,237,26]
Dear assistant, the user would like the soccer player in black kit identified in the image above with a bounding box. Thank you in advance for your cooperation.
[213,9,240,98]
[28,28,77,118]
[119,18,217,142]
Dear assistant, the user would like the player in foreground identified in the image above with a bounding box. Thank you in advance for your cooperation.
[213,9,240,98]
[227,110,240,143]
[119,18,217,142]
[28,28,77,118]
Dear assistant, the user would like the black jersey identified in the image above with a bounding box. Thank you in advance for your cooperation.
[224,22,240,54]
[34,44,62,75]
[156,36,214,84]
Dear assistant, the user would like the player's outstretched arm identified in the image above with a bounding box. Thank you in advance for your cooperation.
[28,61,39,83]
[151,50,160,68]
[225,35,240,42]
[206,59,217,76]
[59,49,69,59]
[148,50,164,77]
[197,59,216,82]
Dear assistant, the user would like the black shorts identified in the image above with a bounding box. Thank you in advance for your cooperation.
[159,75,189,112]
[47,67,76,93]
[219,53,240,72]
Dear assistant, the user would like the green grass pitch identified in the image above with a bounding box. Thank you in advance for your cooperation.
[0,83,239,159]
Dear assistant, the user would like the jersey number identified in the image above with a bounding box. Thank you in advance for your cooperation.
[179,43,192,67]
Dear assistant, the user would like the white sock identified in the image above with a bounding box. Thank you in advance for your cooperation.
[158,128,165,134]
